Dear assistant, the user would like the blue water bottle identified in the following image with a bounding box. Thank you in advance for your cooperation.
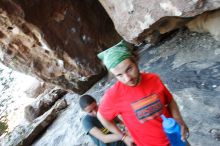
[161,114,186,146]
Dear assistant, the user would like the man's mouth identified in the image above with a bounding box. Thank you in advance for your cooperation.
[128,79,136,84]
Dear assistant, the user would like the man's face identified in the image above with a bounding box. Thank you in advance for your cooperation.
[110,58,140,86]
[84,102,98,117]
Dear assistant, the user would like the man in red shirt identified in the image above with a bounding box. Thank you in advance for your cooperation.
[97,41,189,146]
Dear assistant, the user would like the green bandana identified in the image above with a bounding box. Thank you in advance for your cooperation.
[97,40,132,70]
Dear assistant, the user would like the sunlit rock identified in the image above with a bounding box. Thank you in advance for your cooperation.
[1,98,68,146]
[24,89,67,122]
[24,79,49,99]
[186,8,220,41]
[99,0,220,43]
[0,0,121,94]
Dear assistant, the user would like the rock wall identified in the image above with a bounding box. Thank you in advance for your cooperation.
[0,0,121,94]
[1,98,68,146]
[99,0,220,42]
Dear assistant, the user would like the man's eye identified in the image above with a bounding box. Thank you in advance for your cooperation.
[127,67,132,72]
[117,74,122,77]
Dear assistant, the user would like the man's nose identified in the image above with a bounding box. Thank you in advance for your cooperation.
[124,74,131,82]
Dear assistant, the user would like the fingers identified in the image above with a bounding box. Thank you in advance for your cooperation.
[124,136,135,146]
[132,143,137,146]
[186,131,190,139]
[181,124,189,141]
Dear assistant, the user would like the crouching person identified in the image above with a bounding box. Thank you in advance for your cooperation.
[79,95,134,146]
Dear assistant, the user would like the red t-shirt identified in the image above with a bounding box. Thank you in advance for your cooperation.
[99,73,173,146]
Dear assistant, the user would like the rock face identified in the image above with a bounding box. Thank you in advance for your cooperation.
[0,0,121,94]
[1,98,68,146]
[137,30,220,146]
[186,8,220,41]
[24,79,52,98]
[1,0,220,94]
[24,89,67,122]
[99,0,220,43]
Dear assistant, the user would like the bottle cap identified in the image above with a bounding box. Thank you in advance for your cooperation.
[161,114,176,131]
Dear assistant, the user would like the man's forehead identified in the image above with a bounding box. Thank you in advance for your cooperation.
[97,40,132,70]
[110,59,132,75]
[84,102,97,109]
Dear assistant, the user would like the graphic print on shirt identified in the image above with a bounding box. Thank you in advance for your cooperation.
[131,94,163,123]
[100,127,109,134]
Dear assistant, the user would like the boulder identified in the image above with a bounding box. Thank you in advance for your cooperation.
[0,0,121,94]
[186,8,220,41]
[1,98,68,146]
[24,79,48,98]
[24,88,67,122]
[98,0,220,43]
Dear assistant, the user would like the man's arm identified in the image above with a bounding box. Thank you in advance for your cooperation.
[97,111,123,135]
[168,99,189,141]
[89,127,122,143]
[97,111,135,146]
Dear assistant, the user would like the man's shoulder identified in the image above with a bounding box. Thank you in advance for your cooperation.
[83,115,91,120]
[104,81,125,98]
[82,115,100,131]
[82,115,96,124]
[84,114,98,120]
[142,72,160,80]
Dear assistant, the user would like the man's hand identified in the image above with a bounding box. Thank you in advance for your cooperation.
[123,135,136,146]
[168,99,190,141]
[180,123,189,141]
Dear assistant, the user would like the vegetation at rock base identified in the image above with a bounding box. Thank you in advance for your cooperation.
[0,120,8,136]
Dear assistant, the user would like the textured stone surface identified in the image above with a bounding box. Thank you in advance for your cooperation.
[0,0,121,94]
[137,30,220,146]
[1,98,68,146]
[99,0,220,42]
[186,8,220,41]
[1,0,219,95]
[24,89,67,122]
[24,79,51,99]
